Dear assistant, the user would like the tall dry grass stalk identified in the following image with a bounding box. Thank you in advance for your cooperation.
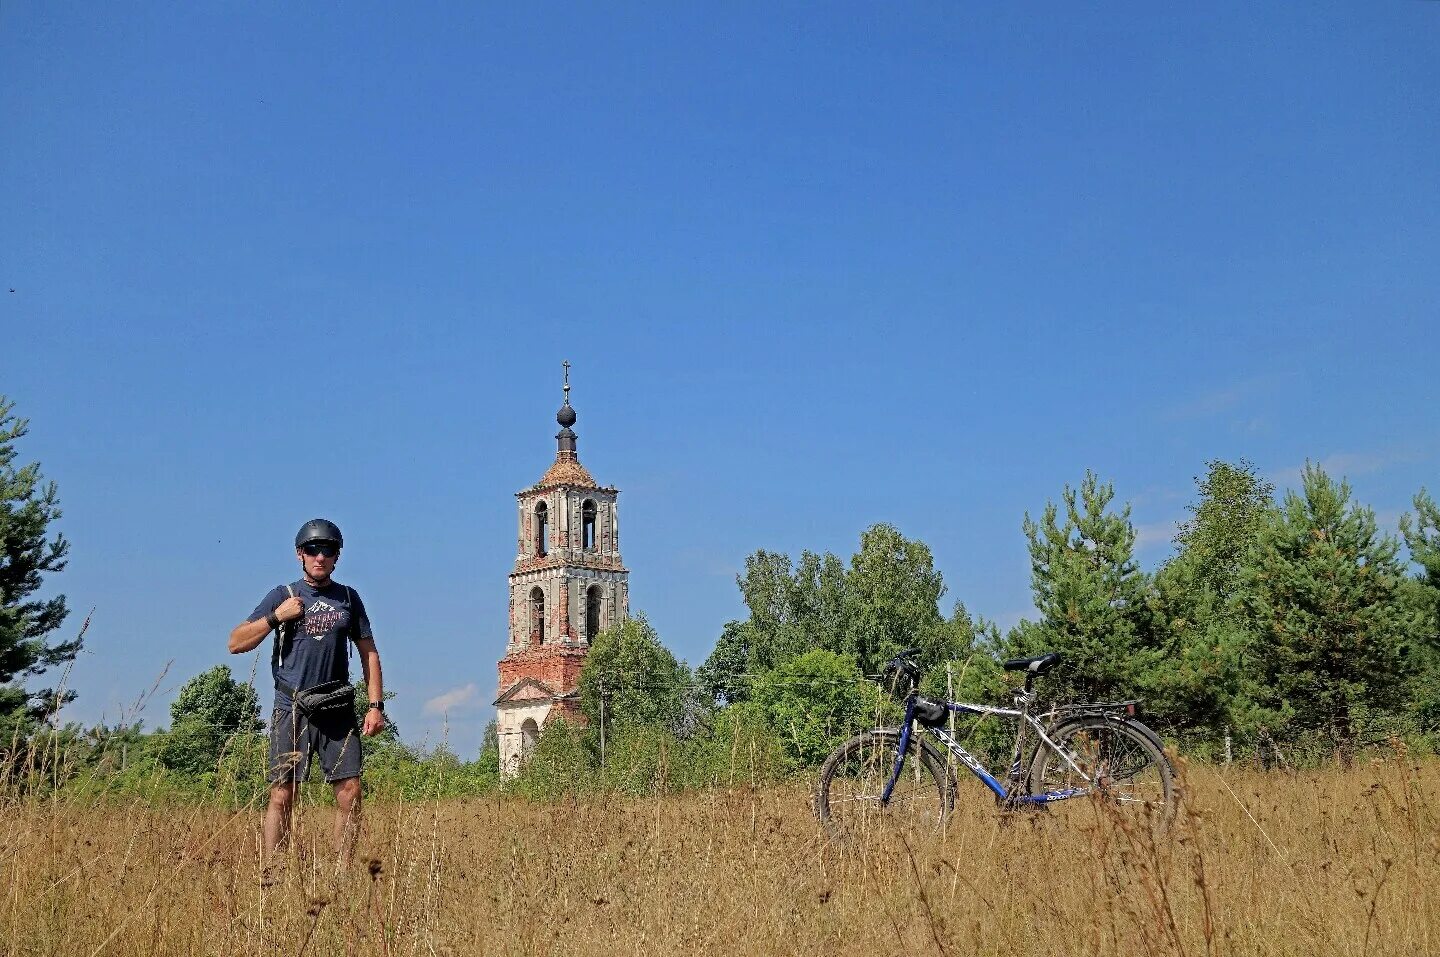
[2,757,1437,955]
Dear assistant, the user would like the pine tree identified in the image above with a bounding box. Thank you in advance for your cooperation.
[1008,471,1160,704]
[0,396,78,736]
[1399,489,1440,734]
[1400,488,1440,601]
[1240,464,1420,755]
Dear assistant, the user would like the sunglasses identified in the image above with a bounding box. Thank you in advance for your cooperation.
[301,543,339,558]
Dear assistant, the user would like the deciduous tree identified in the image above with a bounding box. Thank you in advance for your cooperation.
[1150,460,1273,741]
[753,649,873,767]
[579,615,690,734]
[160,665,262,775]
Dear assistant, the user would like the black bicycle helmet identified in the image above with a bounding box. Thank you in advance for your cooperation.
[295,518,343,549]
[880,649,922,697]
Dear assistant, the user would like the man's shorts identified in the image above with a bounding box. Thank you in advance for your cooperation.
[268,706,363,784]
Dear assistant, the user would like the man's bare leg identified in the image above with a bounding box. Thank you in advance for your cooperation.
[264,782,297,859]
[333,776,362,865]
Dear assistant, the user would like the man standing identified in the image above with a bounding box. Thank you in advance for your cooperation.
[228,518,386,868]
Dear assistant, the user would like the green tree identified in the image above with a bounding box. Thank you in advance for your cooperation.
[700,549,852,704]
[510,718,596,798]
[734,550,806,667]
[353,679,401,745]
[792,550,849,657]
[842,524,954,675]
[1240,464,1420,755]
[922,602,1008,703]
[753,649,873,767]
[579,615,690,735]
[1398,489,1440,736]
[1150,460,1274,741]
[159,665,262,775]
[1401,488,1440,575]
[478,718,500,768]
[701,525,977,707]
[1008,470,1160,704]
[0,397,78,735]
[696,619,761,705]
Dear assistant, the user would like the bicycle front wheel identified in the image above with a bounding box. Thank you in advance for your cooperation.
[815,730,949,839]
[1026,716,1176,826]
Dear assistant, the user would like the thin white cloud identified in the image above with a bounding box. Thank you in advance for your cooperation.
[1133,520,1180,551]
[1160,375,1279,422]
[423,683,479,716]
[1273,448,1420,487]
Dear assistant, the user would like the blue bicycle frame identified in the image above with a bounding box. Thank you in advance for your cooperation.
[880,694,1093,807]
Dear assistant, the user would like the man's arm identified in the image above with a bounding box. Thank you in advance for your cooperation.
[228,617,271,654]
[228,594,306,654]
[357,637,386,736]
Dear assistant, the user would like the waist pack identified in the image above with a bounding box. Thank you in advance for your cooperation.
[281,678,354,719]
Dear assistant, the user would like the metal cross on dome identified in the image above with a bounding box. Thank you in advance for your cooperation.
[562,359,570,402]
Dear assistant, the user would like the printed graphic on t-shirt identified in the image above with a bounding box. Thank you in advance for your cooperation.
[303,599,348,638]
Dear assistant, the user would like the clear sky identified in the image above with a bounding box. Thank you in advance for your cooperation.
[3,3,1437,758]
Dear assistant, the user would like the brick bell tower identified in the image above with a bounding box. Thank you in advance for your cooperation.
[495,363,629,776]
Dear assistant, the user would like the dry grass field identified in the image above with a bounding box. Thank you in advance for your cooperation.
[3,757,1438,956]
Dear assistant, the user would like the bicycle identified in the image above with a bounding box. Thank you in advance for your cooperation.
[814,648,1177,837]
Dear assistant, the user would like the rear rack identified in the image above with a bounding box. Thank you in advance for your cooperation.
[1044,699,1142,718]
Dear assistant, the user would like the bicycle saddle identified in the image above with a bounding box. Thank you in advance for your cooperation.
[1002,652,1062,674]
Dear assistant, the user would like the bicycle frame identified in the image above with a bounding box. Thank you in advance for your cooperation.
[880,695,1095,806]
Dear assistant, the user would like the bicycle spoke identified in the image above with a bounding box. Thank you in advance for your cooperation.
[1028,717,1176,828]
[816,731,949,838]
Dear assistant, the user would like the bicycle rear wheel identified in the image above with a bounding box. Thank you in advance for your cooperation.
[1026,716,1175,827]
[815,730,949,839]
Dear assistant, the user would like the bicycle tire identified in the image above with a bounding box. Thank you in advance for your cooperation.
[1025,715,1176,826]
[815,730,951,839]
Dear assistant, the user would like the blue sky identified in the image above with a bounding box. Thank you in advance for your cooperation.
[3,3,1437,757]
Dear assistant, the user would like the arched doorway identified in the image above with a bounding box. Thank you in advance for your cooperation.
[520,718,540,760]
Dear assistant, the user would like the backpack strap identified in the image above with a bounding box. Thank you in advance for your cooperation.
[344,585,356,665]
[271,583,299,672]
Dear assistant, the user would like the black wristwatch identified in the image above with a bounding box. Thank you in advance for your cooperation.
[368,701,384,712]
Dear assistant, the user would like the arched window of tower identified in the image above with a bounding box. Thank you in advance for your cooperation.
[521,718,540,759]
[582,499,597,551]
[586,584,602,640]
[534,501,548,557]
[529,586,545,644]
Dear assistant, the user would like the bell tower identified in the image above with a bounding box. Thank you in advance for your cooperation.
[495,363,629,776]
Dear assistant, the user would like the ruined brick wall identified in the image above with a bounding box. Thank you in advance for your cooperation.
[497,646,588,696]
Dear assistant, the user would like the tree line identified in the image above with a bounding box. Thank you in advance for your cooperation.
[3,388,1438,800]
[533,459,1440,787]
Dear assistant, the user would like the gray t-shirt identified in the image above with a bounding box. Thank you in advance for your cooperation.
[250,580,374,709]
